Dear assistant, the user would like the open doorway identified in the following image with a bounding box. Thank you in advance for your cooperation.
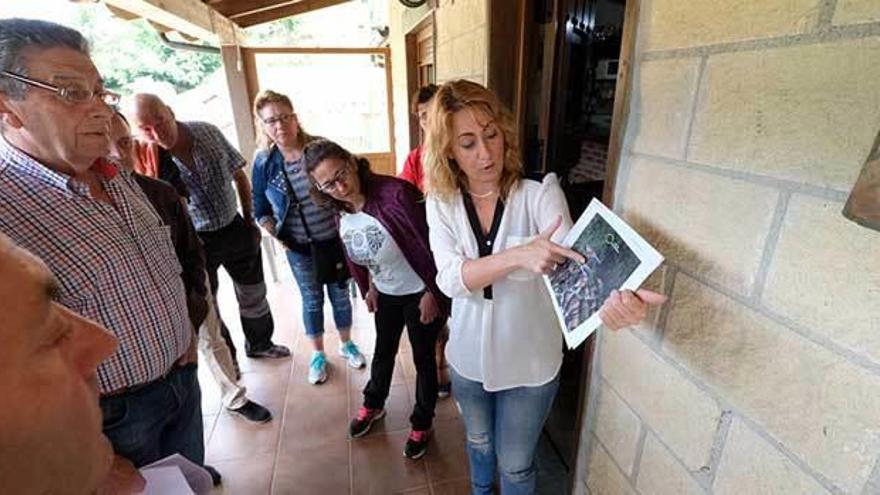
[493,0,635,492]
[541,0,628,209]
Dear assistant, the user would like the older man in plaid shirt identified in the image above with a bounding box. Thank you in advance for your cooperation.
[0,18,218,485]
[133,93,290,363]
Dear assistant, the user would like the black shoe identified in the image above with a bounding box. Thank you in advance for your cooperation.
[438,382,451,399]
[229,400,273,424]
[204,465,222,486]
[349,406,386,438]
[403,429,431,460]
[246,344,291,359]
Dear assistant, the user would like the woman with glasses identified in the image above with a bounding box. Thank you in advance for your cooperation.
[251,90,365,385]
[305,139,449,460]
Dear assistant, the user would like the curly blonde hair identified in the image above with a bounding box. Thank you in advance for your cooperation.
[252,89,314,151]
[423,80,523,200]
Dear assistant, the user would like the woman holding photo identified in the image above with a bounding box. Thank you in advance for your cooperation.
[424,80,666,494]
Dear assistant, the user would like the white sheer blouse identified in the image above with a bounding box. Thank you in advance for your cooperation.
[426,174,573,391]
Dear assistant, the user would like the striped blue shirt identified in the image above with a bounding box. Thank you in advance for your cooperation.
[282,157,338,244]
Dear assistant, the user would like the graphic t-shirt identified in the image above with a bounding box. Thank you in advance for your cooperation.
[339,211,425,296]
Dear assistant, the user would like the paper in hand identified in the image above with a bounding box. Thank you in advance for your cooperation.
[138,454,213,495]
[543,199,663,349]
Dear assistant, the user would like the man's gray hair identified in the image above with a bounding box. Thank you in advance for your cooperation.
[0,18,90,100]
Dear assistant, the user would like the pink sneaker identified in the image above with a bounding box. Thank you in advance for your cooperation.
[349,406,386,438]
[404,429,431,459]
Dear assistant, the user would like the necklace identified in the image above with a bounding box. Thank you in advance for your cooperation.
[468,189,498,199]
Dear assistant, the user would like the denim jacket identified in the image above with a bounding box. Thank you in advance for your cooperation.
[252,144,338,246]
[252,145,291,231]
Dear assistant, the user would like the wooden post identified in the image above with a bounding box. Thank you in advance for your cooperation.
[383,47,397,172]
[602,0,640,207]
[221,45,257,166]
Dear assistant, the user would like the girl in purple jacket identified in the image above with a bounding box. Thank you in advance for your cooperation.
[304,139,450,460]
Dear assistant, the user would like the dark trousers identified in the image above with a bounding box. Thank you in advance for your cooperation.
[198,214,275,356]
[100,364,205,467]
[364,291,442,431]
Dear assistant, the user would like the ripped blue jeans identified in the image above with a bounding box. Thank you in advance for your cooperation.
[450,368,560,495]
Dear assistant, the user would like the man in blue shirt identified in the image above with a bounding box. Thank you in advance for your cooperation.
[133,93,290,362]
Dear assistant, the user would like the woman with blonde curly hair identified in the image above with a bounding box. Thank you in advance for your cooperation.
[424,80,666,494]
[251,90,366,385]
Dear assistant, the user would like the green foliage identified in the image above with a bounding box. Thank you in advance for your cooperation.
[73,7,222,94]
[3,2,301,94]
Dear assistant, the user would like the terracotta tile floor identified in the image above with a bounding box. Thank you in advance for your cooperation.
[201,265,471,495]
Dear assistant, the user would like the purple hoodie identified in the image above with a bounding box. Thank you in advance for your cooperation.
[343,173,451,318]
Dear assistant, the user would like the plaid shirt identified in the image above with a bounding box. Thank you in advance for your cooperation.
[170,122,246,232]
[0,136,192,394]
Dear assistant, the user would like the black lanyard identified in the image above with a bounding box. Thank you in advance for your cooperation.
[280,163,316,242]
[462,193,504,300]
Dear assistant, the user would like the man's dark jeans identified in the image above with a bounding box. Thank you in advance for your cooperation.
[100,363,205,467]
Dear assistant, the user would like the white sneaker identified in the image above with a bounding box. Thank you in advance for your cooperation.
[308,351,328,384]
[338,340,366,369]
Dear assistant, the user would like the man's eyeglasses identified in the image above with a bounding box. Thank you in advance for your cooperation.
[316,166,351,193]
[261,113,296,126]
[0,70,120,106]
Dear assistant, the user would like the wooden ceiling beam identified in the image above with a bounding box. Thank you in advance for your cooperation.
[230,0,351,27]
[210,0,298,18]
[103,0,248,44]
[146,19,173,33]
[104,3,140,21]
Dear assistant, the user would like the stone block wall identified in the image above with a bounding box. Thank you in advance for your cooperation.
[434,0,487,84]
[576,1,880,493]
[387,0,488,170]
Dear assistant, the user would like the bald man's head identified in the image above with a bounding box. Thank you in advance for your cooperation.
[133,93,166,115]
[132,93,178,149]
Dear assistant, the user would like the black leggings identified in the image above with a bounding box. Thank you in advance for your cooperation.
[363,291,443,430]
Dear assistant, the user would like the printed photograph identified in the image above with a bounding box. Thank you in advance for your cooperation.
[543,199,663,349]
[548,215,640,333]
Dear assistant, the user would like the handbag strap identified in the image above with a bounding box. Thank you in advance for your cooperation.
[280,161,314,243]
